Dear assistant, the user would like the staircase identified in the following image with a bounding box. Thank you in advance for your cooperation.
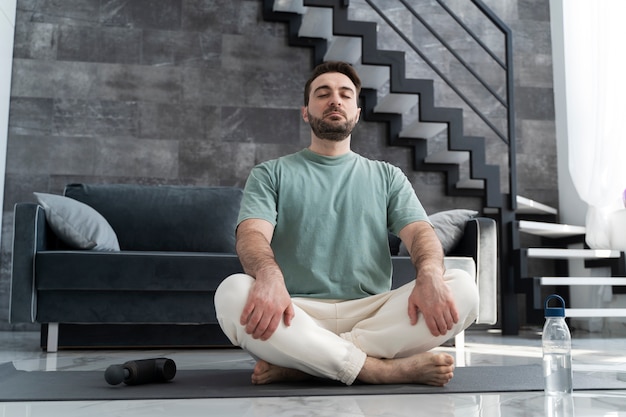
[261,0,626,333]
[264,0,514,201]
[516,198,626,326]
[261,0,521,333]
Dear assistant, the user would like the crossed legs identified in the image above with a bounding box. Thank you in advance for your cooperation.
[214,270,478,386]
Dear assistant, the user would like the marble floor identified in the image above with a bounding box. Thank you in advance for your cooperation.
[1,327,626,416]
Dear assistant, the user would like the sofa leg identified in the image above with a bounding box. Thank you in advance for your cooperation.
[455,330,466,366]
[46,323,59,353]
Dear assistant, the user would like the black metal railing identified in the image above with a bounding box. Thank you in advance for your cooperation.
[359,0,516,209]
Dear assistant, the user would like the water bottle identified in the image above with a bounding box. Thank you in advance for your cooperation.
[545,392,575,417]
[542,294,573,395]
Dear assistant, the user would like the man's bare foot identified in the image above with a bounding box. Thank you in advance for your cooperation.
[357,352,455,386]
[251,360,312,385]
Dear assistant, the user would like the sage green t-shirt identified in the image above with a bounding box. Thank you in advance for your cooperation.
[237,148,429,299]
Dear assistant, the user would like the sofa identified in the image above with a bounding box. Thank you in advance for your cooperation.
[9,183,497,352]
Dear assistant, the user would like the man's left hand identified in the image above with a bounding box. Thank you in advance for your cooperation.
[408,273,459,336]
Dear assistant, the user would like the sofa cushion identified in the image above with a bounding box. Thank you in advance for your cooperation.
[64,184,243,252]
[399,209,478,255]
[33,192,121,251]
[35,251,242,291]
[34,251,244,323]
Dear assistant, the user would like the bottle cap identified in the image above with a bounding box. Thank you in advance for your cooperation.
[544,294,566,317]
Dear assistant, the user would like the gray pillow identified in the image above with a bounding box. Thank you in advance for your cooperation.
[399,209,478,255]
[34,192,121,251]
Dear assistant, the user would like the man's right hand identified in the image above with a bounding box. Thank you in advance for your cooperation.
[236,218,294,341]
[239,270,295,341]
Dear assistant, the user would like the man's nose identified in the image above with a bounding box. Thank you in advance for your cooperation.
[329,94,342,107]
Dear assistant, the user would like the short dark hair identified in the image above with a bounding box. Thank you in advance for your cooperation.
[303,61,362,106]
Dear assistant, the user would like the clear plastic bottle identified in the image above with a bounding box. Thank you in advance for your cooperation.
[542,294,573,395]
[545,392,575,417]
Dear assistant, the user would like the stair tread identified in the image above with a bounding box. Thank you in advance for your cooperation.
[325,36,361,64]
[526,247,621,259]
[374,93,418,114]
[540,277,626,285]
[400,121,447,139]
[565,308,626,318]
[299,7,333,39]
[273,0,306,13]
[457,179,484,189]
[516,195,558,215]
[519,220,586,238]
[354,64,389,89]
[424,151,469,164]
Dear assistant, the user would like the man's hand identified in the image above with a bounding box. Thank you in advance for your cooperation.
[240,271,295,341]
[407,271,459,336]
[398,221,459,337]
[236,218,294,341]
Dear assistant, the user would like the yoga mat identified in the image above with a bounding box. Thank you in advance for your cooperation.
[1,362,625,402]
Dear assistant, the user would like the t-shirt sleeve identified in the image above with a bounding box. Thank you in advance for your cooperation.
[237,163,279,227]
[386,166,430,235]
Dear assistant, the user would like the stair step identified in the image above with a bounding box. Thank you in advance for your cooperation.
[565,308,626,318]
[374,93,418,114]
[516,195,558,215]
[519,220,586,238]
[299,7,333,40]
[354,64,389,89]
[424,151,469,165]
[400,120,447,140]
[527,248,621,260]
[457,179,484,189]
[540,277,626,286]
[273,0,305,13]
[325,36,361,64]
[355,64,389,90]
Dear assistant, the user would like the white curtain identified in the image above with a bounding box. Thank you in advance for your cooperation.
[564,0,626,249]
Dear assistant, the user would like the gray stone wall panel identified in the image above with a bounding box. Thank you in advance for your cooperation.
[1,0,557,329]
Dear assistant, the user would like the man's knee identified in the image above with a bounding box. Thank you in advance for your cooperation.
[214,274,254,345]
[446,269,479,317]
[214,273,254,317]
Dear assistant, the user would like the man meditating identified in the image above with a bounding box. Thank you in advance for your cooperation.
[214,61,479,386]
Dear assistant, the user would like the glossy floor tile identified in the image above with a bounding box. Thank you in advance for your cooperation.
[1,328,626,416]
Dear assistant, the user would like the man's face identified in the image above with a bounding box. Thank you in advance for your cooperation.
[303,72,361,142]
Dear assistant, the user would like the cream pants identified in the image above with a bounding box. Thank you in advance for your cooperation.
[214,269,479,385]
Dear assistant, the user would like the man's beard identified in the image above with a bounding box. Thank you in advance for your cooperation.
[307,109,358,142]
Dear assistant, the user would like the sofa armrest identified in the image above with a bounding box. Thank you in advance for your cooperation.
[391,217,497,326]
[452,217,498,325]
[10,203,52,323]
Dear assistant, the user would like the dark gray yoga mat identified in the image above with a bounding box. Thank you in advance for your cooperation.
[1,362,625,402]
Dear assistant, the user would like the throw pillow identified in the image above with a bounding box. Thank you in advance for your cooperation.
[34,192,121,251]
[399,209,478,255]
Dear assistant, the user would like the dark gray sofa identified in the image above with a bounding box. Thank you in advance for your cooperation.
[9,183,497,351]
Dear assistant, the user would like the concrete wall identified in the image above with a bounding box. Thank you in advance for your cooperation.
[0,0,556,329]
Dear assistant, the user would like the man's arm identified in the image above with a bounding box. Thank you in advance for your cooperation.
[236,218,295,341]
[398,221,459,336]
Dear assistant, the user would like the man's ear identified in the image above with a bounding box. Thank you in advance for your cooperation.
[301,106,309,122]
